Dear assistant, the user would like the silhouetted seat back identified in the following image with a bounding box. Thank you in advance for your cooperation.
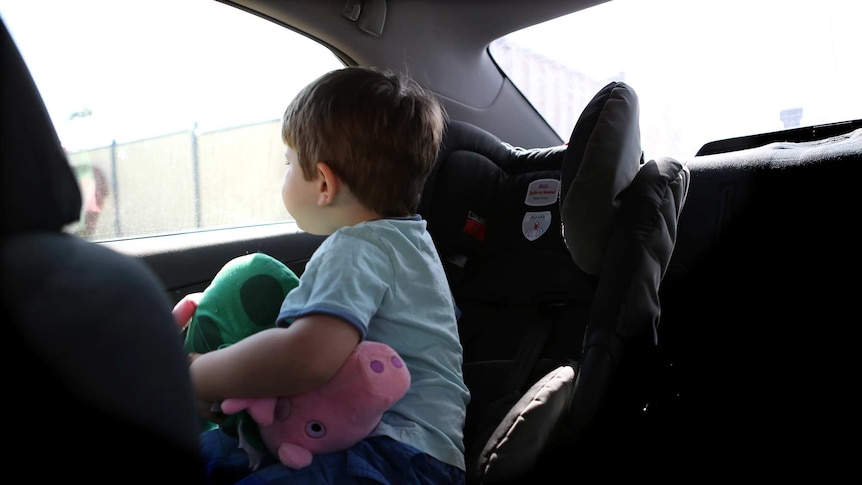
[1,17,204,479]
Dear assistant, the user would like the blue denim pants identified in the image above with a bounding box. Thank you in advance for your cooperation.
[200,427,465,485]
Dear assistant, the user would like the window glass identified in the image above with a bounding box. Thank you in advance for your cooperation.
[0,0,343,240]
[489,0,861,161]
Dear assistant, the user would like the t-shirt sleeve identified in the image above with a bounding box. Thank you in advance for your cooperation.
[275,232,393,338]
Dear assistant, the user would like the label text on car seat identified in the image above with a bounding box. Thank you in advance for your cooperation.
[524,178,560,206]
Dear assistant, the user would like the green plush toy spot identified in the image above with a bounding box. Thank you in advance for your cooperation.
[185,315,226,354]
[241,274,290,327]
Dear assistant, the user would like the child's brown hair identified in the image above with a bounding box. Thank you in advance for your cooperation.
[282,66,446,217]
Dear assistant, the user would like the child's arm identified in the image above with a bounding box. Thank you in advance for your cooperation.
[189,314,361,409]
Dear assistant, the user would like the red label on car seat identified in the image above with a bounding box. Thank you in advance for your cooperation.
[463,211,487,241]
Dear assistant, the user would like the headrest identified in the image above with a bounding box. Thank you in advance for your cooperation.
[560,81,642,275]
[418,120,582,301]
[419,119,568,258]
[421,120,567,225]
[1,18,82,236]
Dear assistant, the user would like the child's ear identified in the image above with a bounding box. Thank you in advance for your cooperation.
[315,162,341,206]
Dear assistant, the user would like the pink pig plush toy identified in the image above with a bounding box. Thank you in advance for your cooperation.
[173,253,411,470]
[220,340,411,470]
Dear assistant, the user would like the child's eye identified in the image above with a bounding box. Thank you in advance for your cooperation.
[284,160,291,166]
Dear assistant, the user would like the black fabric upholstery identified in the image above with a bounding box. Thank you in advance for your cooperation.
[1,17,204,479]
[562,156,688,449]
[419,120,594,362]
[657,127,860,475]
[552,82,689,470]
[419,121,593,483]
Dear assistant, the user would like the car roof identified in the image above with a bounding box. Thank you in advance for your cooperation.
[227,0,606,147]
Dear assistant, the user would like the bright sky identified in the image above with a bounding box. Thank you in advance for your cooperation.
[0,0,341,150]
[2,0,859,156]
[503,0,862,156]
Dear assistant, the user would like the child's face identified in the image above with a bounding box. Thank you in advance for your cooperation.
[281,146,322,233]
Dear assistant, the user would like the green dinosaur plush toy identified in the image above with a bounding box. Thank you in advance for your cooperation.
[173,252,300,463]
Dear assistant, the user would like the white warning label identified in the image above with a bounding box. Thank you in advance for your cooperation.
[524,178,560,207]
[522,211,552,241]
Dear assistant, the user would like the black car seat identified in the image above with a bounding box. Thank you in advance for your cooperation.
[0,18,205,480]
[417,117,583,480]
[418,82,689,483]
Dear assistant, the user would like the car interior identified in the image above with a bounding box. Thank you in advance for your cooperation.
[2,0,860,482]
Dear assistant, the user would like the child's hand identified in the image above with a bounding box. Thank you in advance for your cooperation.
[172,292,204,331]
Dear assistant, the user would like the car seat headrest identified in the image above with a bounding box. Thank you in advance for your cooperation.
[560,81,642,275]
[1,19,82,236]
[418,120,577,298]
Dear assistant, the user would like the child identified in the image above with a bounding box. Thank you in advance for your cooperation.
[188,66,470,484]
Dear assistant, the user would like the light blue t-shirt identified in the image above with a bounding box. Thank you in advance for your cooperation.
[275,216,470,471]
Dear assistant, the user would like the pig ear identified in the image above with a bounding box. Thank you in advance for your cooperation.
[219,398,251,415]
[220,398,277,426]
[246,398,278,426]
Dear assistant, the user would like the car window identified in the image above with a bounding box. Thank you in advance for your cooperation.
[0,0,343,241]
[489,0,861,161]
